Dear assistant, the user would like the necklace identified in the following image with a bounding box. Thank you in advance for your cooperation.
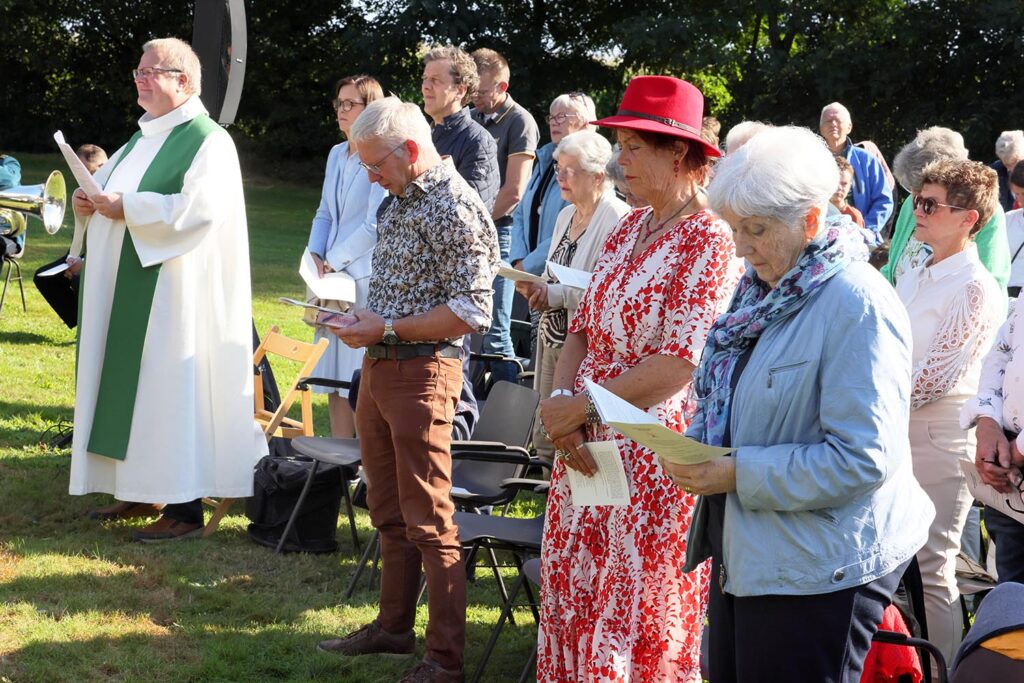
[642,189,700,241]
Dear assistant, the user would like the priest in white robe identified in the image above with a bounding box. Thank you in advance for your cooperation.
[69,37,266,542]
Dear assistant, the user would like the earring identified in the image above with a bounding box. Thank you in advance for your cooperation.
[673,158,681,177]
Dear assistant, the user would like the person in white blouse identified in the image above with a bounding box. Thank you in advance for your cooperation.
[306,75,387,437]
[1004,162,1024,297]
[514,130,628,461]
[895,159,1005,669]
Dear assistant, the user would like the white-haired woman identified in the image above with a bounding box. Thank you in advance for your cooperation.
[517,130,629,461]
[993,130,1024,212]
[306,74,386,438]
[509,92,596,275]
[663,126,933,683]
[606,146,644,209]
[896,159,1004,671]
[883,126,1010,288]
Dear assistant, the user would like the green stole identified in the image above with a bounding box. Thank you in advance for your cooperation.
[86,114,220,460]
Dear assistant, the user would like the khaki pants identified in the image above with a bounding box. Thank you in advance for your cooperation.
[531,342,562,461]
[357,354,466,670]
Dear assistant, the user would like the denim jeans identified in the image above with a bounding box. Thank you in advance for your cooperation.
[482,222,518,383]
[985,506,1024,583]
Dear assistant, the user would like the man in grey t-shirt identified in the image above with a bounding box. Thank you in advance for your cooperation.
[471,48,540,382]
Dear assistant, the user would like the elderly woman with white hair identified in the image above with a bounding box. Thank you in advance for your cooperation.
[516,130,629,461]
[663,126,933,683]
[992,130,1024,212]
[883,126,1010,288]
[509,92,596,275]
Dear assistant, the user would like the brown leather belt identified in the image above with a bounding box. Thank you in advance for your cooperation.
[366,343,461,360]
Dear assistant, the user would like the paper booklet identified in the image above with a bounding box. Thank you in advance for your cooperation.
[497,263,546,284]
[278,297,357,329]
[37,261,71,278]
[583,378,735,465]
[963,461,1024,526]
[53,131,103,199]
[546,261,592,290]
[566,440,631,506]
[300,248,357,303]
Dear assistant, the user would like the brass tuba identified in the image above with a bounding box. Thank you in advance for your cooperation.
[0,170,67,237]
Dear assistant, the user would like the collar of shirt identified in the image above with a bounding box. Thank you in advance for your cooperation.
[917,242,980,282]
[433,106,472,133]
[486,95,514,124]
[138,95,208,137]
[402,157,457,197]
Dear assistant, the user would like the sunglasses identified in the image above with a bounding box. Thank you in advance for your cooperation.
[912,194,969,216]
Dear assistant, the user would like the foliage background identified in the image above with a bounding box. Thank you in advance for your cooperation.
[2,0,1023,180]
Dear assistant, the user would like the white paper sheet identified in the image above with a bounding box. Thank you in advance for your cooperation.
[566,440,631,506]
[546,261,592,290]
[37,261,71,277]
[963,461,1024,525]
[300,248,357,303]
[53,131,103,198]
[583,378,735,465]
[497,263,546,284]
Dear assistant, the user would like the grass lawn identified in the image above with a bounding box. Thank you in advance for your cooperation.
[0,153,539,682]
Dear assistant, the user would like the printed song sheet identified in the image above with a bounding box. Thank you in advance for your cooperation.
[963,461,1024,525]
[583,378,735,465]
[53,131,103,198]
[566,440,630,506]
[497,263,546,284]
[546,261,592,290]
[300,248,357,303]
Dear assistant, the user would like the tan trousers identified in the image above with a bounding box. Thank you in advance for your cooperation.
[531,342,563,461]
[357,354,466,670]
[909,410,976,673]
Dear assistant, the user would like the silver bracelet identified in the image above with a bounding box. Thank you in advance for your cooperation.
[549,389,573,398]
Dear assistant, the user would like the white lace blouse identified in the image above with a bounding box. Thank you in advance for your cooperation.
[896,243,1006,412]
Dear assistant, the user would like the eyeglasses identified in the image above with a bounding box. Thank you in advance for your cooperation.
[359,143,405,175]
[554,164,581,178]
[332,98,366,113]
[547,112,579,125]
[912,194,969,216]
[132,67,182,81]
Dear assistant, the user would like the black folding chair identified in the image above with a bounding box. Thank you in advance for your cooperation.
[470,556,542,683]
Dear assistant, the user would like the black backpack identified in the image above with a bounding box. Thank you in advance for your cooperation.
[245,455,343,554]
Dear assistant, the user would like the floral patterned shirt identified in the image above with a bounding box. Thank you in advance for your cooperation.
[961,303,1024,447]
[367,158,500,342]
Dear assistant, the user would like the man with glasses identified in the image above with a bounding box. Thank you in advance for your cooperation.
[68,38,266,542]
[319,96,499,683]
[470,48,540,384]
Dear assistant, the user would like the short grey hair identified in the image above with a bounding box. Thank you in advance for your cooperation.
[349,96,434,152]
[892,126,969,193]
[820,102,851,124]
[606,146,627,186]
[550,93,597,132]
[554,131,613,189]
[708,126,838,230]
[143,38,201,96]
[995,130,1024,166]
[725,121,770,154]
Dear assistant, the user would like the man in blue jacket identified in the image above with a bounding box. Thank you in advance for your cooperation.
[0,154,24,259]
[820,103,893,243]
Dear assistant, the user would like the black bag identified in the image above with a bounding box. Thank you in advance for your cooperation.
[245,455,343,553]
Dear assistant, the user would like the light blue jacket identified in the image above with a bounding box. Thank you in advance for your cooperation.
[509,142,569,274]
[688,261,933,596]
[307,141,386,281]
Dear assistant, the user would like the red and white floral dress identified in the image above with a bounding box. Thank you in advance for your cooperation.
[537,208,741,682]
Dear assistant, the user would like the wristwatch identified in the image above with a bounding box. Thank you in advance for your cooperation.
[382,318,399,345]
[549,389,573,398]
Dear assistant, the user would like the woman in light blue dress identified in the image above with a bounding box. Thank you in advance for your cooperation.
[307,75,386,436]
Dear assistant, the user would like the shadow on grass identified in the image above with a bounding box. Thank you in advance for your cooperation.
[0,328,74,346]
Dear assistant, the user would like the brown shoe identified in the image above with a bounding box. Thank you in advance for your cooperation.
[89,501,162,521]
[399,659,464,683]
[130,516,203,543]
[317,620,415,658]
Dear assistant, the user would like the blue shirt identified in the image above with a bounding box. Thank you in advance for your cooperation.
[509,142,569,274]
[0,155,24,250]
[844,141,894,240]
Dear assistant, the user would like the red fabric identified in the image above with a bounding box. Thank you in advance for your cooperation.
[861,605,924,683]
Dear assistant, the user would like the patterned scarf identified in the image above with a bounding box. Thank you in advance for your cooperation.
[692,216,869,446]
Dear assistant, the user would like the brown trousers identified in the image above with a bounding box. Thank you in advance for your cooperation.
[357,354,466,670]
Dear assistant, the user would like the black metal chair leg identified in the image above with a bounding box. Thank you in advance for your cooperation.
[517,643,537,683]
[485,545,515,627]
[340,481,360,552]
[470,571,526,683]
[275,460,319,553]
[14,260,25,311]
[345,529,379,599]
[0,258,11,315]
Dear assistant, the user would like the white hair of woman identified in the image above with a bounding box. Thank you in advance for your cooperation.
[142,38,202,96]
[892,126,969,193]
[709,125,838,230]
[605,146,627,186]
[995,130,1024,167]
[554,130,613,190]
[550,93,597,131]
[349,96,433,151]
[725,121,770,154]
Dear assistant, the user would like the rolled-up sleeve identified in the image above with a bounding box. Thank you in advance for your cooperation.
[438,200,500,332]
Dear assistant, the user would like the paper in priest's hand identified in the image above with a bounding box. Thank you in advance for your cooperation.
[497,263,546,284]
[566,440,630,506]
[300,248,357,303]
[582,378,735,465]
[53,131,103,199]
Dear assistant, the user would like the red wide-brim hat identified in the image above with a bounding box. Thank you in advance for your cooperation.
[594,75,721,158]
